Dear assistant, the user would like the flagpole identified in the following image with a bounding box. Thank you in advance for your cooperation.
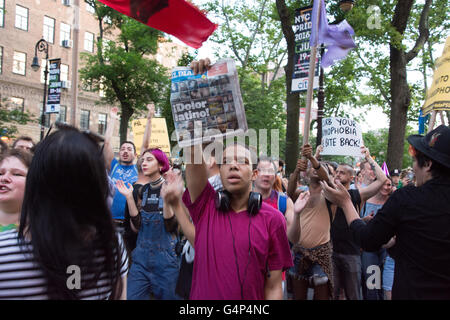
[302,0,321,146]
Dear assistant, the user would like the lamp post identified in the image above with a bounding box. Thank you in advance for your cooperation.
[31,38,49,141]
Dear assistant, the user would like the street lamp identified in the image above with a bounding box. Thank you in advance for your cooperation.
[31,38,49,141]
[339,0,355,12]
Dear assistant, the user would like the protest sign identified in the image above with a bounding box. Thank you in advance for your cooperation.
[131,117,171,156]
[46,58,61,114]
[291,6,320,92]
[321,117,363,157]
[422,36,450,116]
[170,59,248,147]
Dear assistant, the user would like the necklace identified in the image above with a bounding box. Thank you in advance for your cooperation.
[149,176,164,188]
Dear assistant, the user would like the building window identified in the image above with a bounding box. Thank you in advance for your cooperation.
[84,32,94,52]
[10,97,24,112]
[0,0,5,28]
[15,5,28,31]
[43,16,55,43]
[60,64,69,82]
[98,113,107,135]
[13,51,26,75]
[60,22,71,45]
[58,105,67,123]
[80,109,90,130]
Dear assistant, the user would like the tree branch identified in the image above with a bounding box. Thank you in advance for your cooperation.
[243,0,269,68]
[221,0,245,66]
[355,49,390,104]
[405,0,432,62]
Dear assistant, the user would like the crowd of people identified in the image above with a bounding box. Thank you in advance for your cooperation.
[0,59,449,300]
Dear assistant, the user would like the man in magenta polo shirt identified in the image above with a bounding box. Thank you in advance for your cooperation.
[182,140,294,300]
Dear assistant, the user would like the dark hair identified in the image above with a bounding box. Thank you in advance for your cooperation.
[19,126,122,299]
[120,141,136,154]
[0,148,33,168]
[0,140,8,154]
[414,149,450,179]
[339,163,355,176]
[12,136,35,149]
[257,155,277,174]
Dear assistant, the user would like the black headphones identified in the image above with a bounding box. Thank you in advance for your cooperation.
[215,189,262,216]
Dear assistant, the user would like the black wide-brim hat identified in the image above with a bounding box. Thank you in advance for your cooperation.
[407,125,450,169]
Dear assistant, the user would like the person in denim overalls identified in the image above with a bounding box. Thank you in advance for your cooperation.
[116,148,181,300]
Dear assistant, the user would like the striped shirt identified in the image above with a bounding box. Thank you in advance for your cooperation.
[0,229,128,300]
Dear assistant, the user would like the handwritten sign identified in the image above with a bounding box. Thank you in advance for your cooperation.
[321,117,363,157]
[131,117,171,157]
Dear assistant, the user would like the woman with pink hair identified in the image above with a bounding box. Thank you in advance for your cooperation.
[116,148,181,300]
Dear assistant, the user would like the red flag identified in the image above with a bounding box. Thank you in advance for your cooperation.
[97,0,217,49]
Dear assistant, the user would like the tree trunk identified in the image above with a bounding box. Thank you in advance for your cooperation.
[276,0,300,176]
[119,103,133,145]
[386,47,409,171]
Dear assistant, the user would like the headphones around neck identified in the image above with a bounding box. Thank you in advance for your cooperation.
[215,189,262,216]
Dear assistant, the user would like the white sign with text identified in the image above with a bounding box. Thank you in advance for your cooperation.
[321,117,363,157]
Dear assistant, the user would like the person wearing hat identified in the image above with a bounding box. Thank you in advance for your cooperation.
[320,125,450,299]
[389,169,400,188]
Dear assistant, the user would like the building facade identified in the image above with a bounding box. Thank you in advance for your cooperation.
[0,0,186,149]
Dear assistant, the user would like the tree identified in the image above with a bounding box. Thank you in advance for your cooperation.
[0,98,36,139]
[79,0,169,144]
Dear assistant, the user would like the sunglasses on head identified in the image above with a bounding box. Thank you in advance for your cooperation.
[45,121,105,143]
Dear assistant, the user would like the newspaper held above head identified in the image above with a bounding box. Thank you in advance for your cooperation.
[170,59,248,147]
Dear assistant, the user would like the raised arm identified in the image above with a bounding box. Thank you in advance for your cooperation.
[286,191,310,244]
[358,146,388,202]
[161,170,195,245]
[139,103,155,157]
[302,144,331,184]
[287,158,307,202]
[104,107,118,171]
[184,144,208,203]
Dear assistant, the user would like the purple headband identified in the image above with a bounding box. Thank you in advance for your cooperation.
[143,148,170,174]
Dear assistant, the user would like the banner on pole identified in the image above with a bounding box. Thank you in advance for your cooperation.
[422,36,450,116]
[291,6,320,92]
[46,58,61,114]
[321,117,363,157]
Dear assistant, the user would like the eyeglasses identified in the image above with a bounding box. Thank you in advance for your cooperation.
[257,168,276,175]
[45,121,105,143]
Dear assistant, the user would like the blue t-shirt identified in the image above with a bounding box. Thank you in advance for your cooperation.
[110,158,138,220]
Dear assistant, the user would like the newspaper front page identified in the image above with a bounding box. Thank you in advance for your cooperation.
[170,59,248,147]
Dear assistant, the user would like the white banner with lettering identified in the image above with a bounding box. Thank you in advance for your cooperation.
[321,117,363,157]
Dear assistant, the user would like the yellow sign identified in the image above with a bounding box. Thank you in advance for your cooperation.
[131,118,171,157]
[423,36,450,115]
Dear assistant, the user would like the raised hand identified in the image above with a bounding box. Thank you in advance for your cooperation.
[301,144,313,159]
[315,145,323,158]
[146,103,155,119]
[294,191,310,215]
[161,169,184,206]
[296,158,308,172]
[360,145,371,159]
[110,107,119,121]
[319,180,351,207]
[115,180,133,199]
[190,58,212,75]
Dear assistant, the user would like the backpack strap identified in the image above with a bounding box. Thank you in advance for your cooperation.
[277,192,287,216]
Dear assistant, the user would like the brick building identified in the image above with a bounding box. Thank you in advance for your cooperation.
[0,0,186,149]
